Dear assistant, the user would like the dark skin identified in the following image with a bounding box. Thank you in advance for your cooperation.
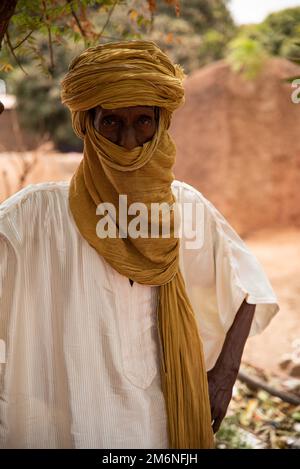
[94,105,157,150]
[208,300,255,432]
[94,105,256,433]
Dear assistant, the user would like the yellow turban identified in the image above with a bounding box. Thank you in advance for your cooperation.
[61,40,214,449]
[61,40,185,137]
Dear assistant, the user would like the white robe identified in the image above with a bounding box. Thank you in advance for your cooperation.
[0,179,279,448]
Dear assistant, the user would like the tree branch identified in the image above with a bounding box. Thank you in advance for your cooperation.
[238,370,300,406]
[5,31,28,75]
[99,0,118,37]
[66,0,87,38]
[12,29,34,50]
[42,0,54,75]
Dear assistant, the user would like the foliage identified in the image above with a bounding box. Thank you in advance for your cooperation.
[216,415,253,449]
[12,45,83,151]
[3,28,85,151]
[198,28,231,65]
[226,35,268,80]
[0,0,236,150]
[225,7,300,80]
[260,7,300,60]
[216,364,300,449]
[0,0,180,75]
[148,14,202,72]
[156,0,234,33]
[151,0,236,70]
[0,0,180,150]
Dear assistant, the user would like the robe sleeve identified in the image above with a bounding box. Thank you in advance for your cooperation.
[176,181,280,371]
[0,229,17,370]
[0,235,9,365]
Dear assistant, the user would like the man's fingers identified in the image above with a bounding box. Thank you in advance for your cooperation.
[210,407,219,433]
[211,405,226,433]
[212,416,222,433]
[210,406,217,422]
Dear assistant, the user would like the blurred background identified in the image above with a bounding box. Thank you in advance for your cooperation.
[0,0,300,448]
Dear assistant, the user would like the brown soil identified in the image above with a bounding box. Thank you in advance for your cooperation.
[242,228,300,375]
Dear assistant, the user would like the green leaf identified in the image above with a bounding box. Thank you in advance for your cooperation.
[292,412,300,422]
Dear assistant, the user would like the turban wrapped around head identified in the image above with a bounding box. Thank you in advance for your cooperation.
[61,40,186,137]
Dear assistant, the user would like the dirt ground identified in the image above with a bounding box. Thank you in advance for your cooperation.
[242,227,300,375]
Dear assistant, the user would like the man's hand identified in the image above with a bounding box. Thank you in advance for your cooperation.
[206,300,256,433]
[207,365,238,433]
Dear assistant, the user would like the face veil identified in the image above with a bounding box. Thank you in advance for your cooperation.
[61,40,214,449]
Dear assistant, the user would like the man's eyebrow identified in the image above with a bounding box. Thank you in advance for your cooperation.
[139,106,155,112]
[96,106,155,117]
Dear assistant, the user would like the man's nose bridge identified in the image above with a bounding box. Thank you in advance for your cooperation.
[120,124,137,149]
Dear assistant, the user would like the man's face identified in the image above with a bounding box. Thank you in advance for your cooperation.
[94,105,158,150]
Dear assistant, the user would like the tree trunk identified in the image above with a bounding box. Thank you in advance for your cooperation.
[0,0,18,50]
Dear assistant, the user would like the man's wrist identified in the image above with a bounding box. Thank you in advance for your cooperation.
[208,356,240,386]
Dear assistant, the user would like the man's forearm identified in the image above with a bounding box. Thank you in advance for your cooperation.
[214,300,256,373]
[207,299,256,432]
[215,299,256,373]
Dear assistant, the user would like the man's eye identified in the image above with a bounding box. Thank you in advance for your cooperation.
[138,116,153,126]
[102,116,118,127]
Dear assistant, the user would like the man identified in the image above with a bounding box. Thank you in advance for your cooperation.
[0,40,279,449]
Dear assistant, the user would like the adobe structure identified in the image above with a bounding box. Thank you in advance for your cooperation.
[171,58,300,235]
